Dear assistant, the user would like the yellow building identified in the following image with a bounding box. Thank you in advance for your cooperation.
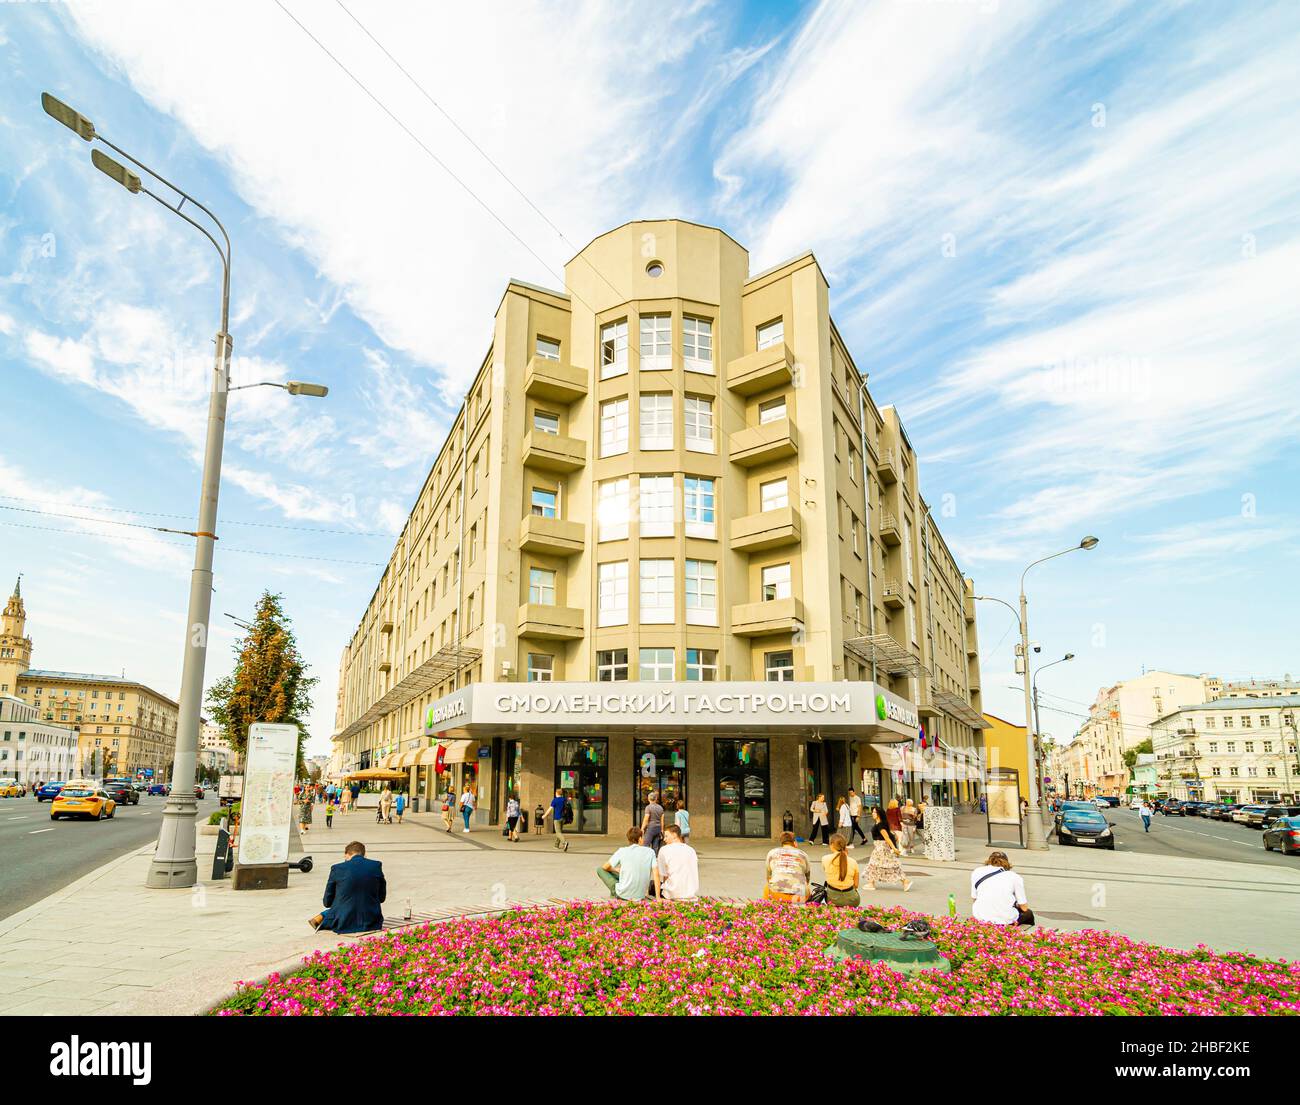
[982,712,1029,797]
[1,577,178,782]
[332,220,984,838]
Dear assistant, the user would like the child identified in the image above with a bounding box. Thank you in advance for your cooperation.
[675,799,690,843]
[325,801,334,829]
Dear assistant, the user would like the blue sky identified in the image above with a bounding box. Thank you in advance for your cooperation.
[1,1,1297,756]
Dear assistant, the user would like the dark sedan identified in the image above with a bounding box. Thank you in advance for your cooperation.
[1263,816,1300,855]
[100,780,140,806]
[1260,804,1300,829]
[1159,800,1186,816]
[1208,803,1242,821]
[1054,801,1096,832]
[1057,808,1116,849]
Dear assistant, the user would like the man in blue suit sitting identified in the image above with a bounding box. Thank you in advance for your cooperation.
[308,840,387,934]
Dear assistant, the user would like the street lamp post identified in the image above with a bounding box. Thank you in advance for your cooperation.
[975,535,1098,851]
[41,93,328,889]
[1032,653,1074,800]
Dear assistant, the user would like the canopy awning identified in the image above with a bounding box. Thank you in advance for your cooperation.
[332,642,482,745]
[343,768,407,781]
[439,739,481,765]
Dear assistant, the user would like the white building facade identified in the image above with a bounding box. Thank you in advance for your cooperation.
[0,695,79,784]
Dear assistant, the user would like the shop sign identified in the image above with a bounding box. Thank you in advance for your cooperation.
[875,693,919,729]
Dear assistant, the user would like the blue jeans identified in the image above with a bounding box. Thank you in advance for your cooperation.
[462,807,472,830]
[1141,815,1151,832]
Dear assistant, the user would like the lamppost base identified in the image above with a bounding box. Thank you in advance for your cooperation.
[146,794,199,889]
[145,857,199,889]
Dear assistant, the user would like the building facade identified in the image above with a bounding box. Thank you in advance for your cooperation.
[331,220,984,839]
[0,695,79,784]
[1151,696,1300,804]
[199,721,240,775]
[1,578,179,782]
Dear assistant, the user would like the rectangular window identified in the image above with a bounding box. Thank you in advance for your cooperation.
[639,648,674,682]
[682,316,713,374]
[684,396,714,453]
[597,648,629,682]
[760,477,789,512]
[597,478,630,541]
[526,654,554,682]
[765,650,795,682]
[600,319,628,378]
[686,647,718,681]
[759,396,786,425]
[600,398,629,456]
[598,562,629,627]
[761,563,792,602]
[638,475,674,537]
[531,488,557,519]
[757,318,784,351]
[639,559,675,624]
[639,313,671,371]
[534,410,559,436]
[528,567,556,606]
[535,336,561,362]
[639,393,673,450]
[684,559,717,625]
[683,477,716,539]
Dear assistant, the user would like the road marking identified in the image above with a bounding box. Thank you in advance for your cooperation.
[28,827,54,835]
[6,816,28,821]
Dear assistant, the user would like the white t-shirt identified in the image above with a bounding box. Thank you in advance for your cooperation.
[849,794,862,816]
[970,864,1028,925]
[838,804,852,828]
[657,841,700,900]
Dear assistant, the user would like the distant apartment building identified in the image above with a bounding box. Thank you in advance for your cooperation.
[1151,696,1300,804]
[199,721,240,775]
[1206,676,1300,700]
[1,577,178,782]
[331,219,985,838]
[0,695,78,784]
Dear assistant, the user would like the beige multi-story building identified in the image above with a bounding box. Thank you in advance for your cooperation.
[199,720,240,775]
[1207,677,1300,701]
[1071,670,1211,796]
[332,219,984,838]
[1151,696,1300,804]
[1,577,179,782]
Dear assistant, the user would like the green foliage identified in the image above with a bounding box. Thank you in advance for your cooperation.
[1122,737,1154,772]
[206,591,317,774]
[208,801,240,825]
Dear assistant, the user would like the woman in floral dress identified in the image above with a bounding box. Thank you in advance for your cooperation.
[864,805,912,892]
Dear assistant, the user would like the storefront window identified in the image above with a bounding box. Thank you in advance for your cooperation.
[714,738,769,838]
[555,738,607,834]
[634,740,687,825]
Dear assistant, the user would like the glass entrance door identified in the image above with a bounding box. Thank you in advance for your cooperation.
[555,737,607,834]
[714,739,770,838]
[634,740,687,825]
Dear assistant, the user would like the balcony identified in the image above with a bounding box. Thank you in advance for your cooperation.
[519,514,585,557]
[730,506,801,552]
[517,603,584,640]
[380,619,394,634]
[728,417,799,468]
[524,355,588,404]
[378,660,391,673]
[878,448,899,484]
[964,593,975,623]
[522,428,586,473]
[881,579,906,609]
[878,511,901,545]
[731,596,805,638]
[726,343,795,396]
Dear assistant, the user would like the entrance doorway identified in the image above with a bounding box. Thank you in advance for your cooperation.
[714,738,770,838]
[634,740,686,825]
[555,737,607,834]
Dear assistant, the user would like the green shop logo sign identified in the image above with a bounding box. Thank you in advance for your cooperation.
[875,693,917,728]
[875,694,888,721]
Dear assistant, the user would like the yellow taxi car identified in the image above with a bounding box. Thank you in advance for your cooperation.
[50,780,117,821]
[0,778,25,798]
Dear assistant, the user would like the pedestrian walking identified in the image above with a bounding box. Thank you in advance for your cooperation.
[505,793,521,841]
[441,785,455,832]
[836,796,854,848]
[1139,800,1153,832]
[544,788,570,851]
[821,833,861,907]
[299,795,313,834]
[809,793,830,845]
[674,799,691,843]
[885,798,903,839]
[971,850,1032,926]
[864,806,912,892]
[847,788,868,845]
[378,788,394,825]
[394,791,406,825]
[900,798,919,855]
[325,801,334,829]
[764,831,811,903]
[641,790,665,854]
[459,783,476,833]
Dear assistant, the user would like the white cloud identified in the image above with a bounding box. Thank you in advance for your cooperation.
[348,348,445,470]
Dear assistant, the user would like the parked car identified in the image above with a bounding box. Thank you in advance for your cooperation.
[1262,816,1300,855]
[1097,795,1122,808]
[100,779,140,806]
[50,782,116,821]
[1208,803,1242,821]
[35,781,66,802]
[1057,807,1116,849]
[1260,804,1300,829]
[0,777,25,798]
[1054,800,1096,832]
[1239,805,1274,829]
[1160,800,1186,816]
[1184,802,1213,817]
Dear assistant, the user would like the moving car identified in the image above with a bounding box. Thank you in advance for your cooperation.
[0,778,25,798]
[50,782,116,821]
[1096,795,1122,808]
[101,779,140,806]
[1262,816,1300,855]
[147,783,169,796]
[1057,807,1116,849]
[35,780,65,802]
[193,784,205,799]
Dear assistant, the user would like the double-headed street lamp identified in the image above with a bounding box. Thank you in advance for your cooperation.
[976,535,1099,851]
[42,93,329,889]
[1032,652,1074,799]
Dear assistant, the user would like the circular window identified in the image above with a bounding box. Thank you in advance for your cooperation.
[646,261,664,278]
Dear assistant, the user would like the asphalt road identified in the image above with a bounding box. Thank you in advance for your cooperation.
[1056,805,1300,870]
[0,791,220,921]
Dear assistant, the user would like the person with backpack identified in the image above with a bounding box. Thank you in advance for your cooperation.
[543,787,570,852]
[970,850,1033,925]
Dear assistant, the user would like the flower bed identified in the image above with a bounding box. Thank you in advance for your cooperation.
[212,901,1300,1016]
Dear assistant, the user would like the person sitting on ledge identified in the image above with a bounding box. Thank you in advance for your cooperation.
[309,841,386,934]
[598,826,659,901]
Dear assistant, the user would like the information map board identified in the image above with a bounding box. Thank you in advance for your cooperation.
[236,722,298,867]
